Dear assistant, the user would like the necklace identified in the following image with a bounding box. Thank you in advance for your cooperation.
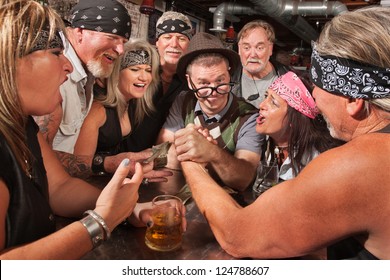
[274,145,288,167]
[247,75,261,101]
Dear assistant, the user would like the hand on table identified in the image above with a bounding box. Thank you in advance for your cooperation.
[129,201,187,233]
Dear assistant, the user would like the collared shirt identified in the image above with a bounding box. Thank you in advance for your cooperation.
[52,32,94,153]
[278,150,319,181]
[163,92,262,154]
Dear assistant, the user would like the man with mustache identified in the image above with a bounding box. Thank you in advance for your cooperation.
[34,0,131,153]
[232,20,290,108]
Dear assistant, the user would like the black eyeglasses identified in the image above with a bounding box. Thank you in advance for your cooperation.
[189,77,235,99]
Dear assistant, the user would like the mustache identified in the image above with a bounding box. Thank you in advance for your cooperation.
[245,59,262,65]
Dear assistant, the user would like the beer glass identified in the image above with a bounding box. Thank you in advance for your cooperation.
[145,195,183,251]
[253,160,279,197]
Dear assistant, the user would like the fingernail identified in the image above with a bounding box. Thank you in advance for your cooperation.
[122,158,130,167]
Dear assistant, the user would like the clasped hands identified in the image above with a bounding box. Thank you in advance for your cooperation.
[174,123,218,164]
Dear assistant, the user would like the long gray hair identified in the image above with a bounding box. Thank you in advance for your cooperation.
[315,6,390,113]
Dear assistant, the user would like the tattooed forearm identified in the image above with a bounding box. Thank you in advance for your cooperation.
[55,151,93,179]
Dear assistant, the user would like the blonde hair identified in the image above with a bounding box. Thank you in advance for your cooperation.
[96,39,160,126]
[0,0,65,175]
[316,6,390,112]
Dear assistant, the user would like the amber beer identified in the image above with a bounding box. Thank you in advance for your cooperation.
[145,195,183,251]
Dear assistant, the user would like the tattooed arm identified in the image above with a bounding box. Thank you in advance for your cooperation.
[33,105,63,146]
[55,151,93,179]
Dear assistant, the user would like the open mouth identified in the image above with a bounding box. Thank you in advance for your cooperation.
[134,83,146,88]
[257,113,265,124]
[103,53,116,62]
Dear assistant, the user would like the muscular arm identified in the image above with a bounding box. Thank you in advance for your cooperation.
[182,136,390,259]
[33,104,63,146]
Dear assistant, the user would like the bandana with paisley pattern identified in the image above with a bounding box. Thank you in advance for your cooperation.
[270,71,319,119]
[70,0,131,39]
[120,49,151,70]
[310,45,390,99]
[156,18,192,39]
[28,28,63,54]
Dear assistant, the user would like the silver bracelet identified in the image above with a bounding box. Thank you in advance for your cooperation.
[80,214,104,248]
[84,210,111,240]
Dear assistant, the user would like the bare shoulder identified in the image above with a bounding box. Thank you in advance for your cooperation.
[83,101,106,127]
[312,133,389,169]
[288,132,390,202]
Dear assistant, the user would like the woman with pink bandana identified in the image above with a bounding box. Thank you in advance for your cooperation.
[256,71,343,180]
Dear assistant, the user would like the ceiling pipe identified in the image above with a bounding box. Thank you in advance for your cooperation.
[210,0,348,44]
[209,2,261,33]
[248,0,348,43]
[285,0,348,16]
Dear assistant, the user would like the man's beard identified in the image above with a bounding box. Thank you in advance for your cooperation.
[323,114,340,140]
[86,59,114,78]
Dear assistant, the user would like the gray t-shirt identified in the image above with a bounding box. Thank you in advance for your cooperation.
[163,92,264,154]
[241,68,277,108]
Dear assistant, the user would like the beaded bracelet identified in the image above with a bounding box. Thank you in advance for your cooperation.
[84,210,111,240]
[80,215,104,248]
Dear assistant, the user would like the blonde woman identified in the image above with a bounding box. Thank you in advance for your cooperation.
[0,0,153,259]
[74,40,160,159]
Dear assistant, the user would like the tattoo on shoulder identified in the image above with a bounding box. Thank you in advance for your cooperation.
[33,115,50,133]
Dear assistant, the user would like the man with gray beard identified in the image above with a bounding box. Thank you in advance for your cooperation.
[232,20,289,108]
[34,0,131,153]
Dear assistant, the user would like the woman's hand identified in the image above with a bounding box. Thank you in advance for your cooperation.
[129,201,187,233]
[94,159,143,232]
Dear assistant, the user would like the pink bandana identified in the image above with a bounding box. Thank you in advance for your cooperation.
[270,71,319,119]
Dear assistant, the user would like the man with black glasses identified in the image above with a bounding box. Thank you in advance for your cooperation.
[157,32,264,191]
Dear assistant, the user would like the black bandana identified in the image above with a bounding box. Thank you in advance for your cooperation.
[70,0,131,39]
[27,28,63,54]
[120,49,151,70]
[310,45,390,99]
[156,18,192,39]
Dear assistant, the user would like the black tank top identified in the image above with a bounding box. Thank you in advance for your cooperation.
[97,106,124,155]
[1,117,55,248]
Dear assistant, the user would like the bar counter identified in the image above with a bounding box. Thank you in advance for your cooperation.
[57,169,251,260]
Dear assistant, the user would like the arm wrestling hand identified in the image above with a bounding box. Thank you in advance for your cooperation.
[174,124,218,163]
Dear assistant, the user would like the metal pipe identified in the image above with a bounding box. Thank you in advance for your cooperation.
[209,0,348,43]
[209,2,260,33]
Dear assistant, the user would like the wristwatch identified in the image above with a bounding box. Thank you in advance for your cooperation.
[92,153,108,175]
